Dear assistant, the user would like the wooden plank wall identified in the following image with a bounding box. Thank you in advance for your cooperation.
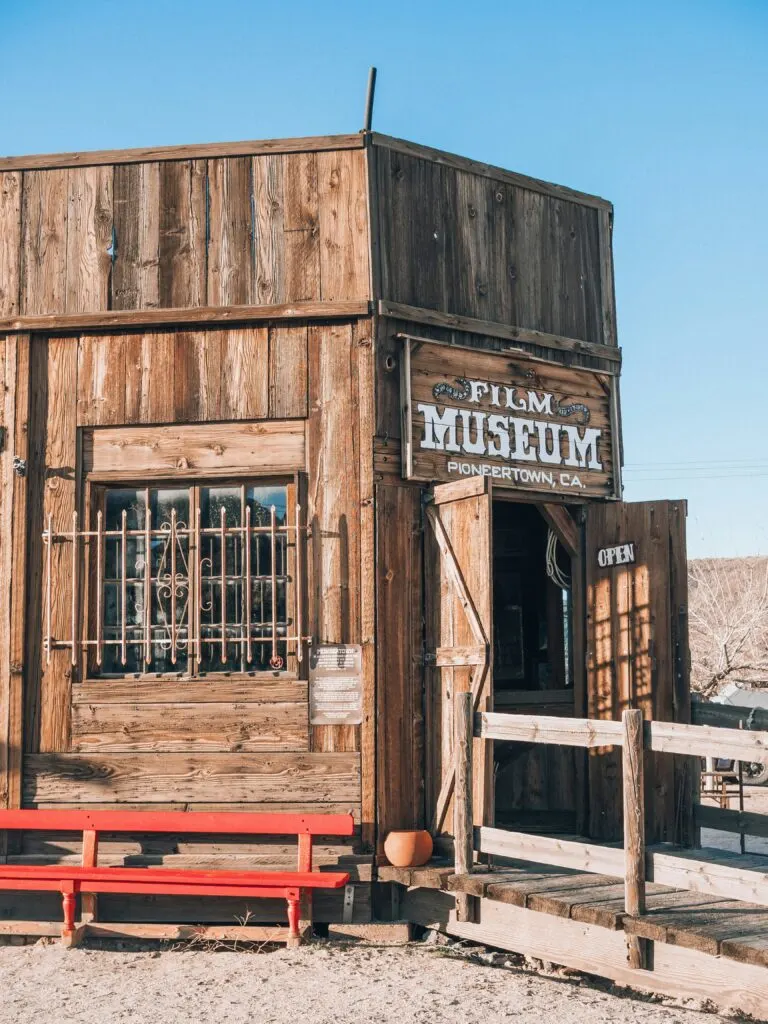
[1,149,369,317]
[585,500,692,845]
[17,323,372,841]
[370,144,608,347]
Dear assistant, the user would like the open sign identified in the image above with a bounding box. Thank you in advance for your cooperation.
[597,543,636,568]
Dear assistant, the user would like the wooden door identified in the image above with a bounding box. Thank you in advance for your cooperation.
[585,499,694,845]
[424,477,493,837]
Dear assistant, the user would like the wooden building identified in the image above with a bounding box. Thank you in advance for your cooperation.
[0,130,692,929]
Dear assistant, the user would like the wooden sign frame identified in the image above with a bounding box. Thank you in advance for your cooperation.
[400,335,621,501]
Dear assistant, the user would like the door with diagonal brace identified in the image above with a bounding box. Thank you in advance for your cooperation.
[424,477,494,836]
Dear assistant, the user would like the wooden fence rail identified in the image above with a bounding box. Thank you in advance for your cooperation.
[453,703,768,954]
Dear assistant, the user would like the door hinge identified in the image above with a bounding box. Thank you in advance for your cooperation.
[12,456,26,477]
[423,650,436,665]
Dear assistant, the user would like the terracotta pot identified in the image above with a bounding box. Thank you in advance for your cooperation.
[383,829,433,868]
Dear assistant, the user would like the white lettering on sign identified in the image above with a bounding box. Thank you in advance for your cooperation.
[597,543,636,568]
[416,384,602,473]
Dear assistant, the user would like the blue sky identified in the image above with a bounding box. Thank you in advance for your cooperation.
[2,0,766,558]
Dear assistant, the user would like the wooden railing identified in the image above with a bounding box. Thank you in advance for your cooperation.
[453,693,768,969]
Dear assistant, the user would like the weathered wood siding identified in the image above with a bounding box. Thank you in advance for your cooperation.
[370,141,613,348]
[17,322,372,836]
[1,150,370,317]
[585,500,692,845]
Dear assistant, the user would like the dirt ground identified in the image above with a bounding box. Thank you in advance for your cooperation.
[0,940,733,1024]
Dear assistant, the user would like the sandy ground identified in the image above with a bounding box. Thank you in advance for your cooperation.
[702,783,768,855]
[0,941,731,1024]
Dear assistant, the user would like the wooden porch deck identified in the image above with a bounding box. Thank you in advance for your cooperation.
[380,852,768,968]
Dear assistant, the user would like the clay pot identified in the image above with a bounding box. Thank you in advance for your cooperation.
[383,829,433,868]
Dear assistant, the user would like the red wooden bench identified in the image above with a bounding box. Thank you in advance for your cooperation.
[0,809,354,946]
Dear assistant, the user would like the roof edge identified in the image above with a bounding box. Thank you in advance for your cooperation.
[370,133,612,211]
[0,133,365,172]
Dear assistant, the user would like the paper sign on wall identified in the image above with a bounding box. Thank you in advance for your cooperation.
[309,644,363,725]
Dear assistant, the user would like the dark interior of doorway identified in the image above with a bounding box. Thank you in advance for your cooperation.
[491,500,580,833]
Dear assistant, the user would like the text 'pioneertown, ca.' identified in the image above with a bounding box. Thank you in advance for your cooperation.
[401,338,619,498]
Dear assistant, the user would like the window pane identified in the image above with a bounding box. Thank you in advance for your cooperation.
[94,482,293,678]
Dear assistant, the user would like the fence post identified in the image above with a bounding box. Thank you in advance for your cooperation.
[454,689,474,922]
[622,708,648,969]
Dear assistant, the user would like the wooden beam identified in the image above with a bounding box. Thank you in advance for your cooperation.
[0,300,372,334]
[538,503,580,558]
[477,712,622,747]
[646,720,768,764]
[648,849,768,908]
[379,301,621,365]
[0,134,365,172]
[623,709,648,969]
[371,135,613,211]
[454,691,474,923]
[477,826,625,877]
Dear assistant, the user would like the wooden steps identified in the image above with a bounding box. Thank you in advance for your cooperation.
[444,858,768,967]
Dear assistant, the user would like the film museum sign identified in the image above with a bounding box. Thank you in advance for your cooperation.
[401,338,618,499]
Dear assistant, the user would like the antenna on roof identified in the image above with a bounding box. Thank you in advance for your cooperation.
[363,66,377,133]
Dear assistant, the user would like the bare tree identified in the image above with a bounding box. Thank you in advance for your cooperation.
[689,557,768,698]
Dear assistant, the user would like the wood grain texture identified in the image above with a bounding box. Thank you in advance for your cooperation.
[39,338,78,752]
[73,680,308,704]
[317,149,370,302]
[112,163,160,310]
[83,420,305,477]
[0,135,365,172]
[0,335,31,825]
[252,155,284,305]
[307,323,361,755]
[207,157,253,306]
[586,500,691,845]
[375,484,423,836]
[220,327,269,419]
[372,146,606,346]
[71,702,309,753]
[283,152,321,301]
[64,166,113,314]
[0,173,22,315]
[158,160,206,309]
[0,300,371,333]
[20,170,68,315]
[269,326,308,418]
[23,752,361,804]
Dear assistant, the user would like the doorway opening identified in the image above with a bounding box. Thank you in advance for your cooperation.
[491,500,580,834]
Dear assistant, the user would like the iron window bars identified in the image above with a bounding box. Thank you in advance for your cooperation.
[42,483,310,676]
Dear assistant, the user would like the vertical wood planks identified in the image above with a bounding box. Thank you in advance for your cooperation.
[207,157,253,306]
[112,163,160,310]
[20,171,68,315]
[252,155,284,306]
[375,483,423,839]
[0,173,22,316]
[39,338,78,752]
[586,501,689,844]
[220,327,269,420]
[65,167,113,314]
[158,160,207,309]
[283,153,321,302]
[269,327,308,418]
[355,320,376,849]
[0,335,31,830]
[307,323,360,753]
[317,149,370,303]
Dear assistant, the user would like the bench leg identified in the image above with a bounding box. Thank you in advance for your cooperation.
[287,896,301,948]
[61,888,77,947]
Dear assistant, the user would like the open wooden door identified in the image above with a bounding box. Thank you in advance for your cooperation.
[585,499,694,845]
[424,477,493,837]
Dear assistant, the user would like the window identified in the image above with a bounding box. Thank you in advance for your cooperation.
[43,479,307,677]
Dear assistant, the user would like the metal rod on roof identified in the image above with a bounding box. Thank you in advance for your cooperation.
[363,66,377,133]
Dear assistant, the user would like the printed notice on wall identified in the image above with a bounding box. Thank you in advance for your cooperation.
[309,644,363,725]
